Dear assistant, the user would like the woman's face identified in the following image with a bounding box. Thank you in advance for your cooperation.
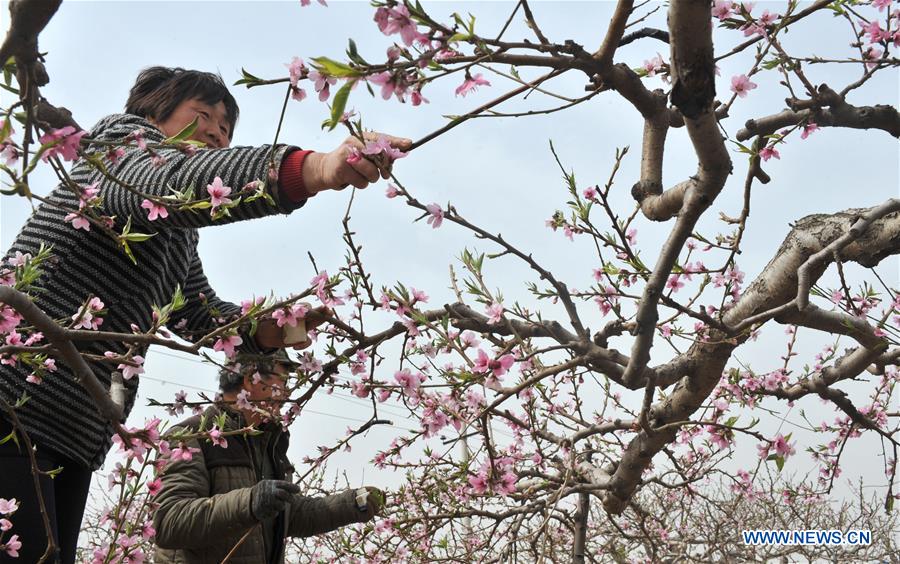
[152,98,231,149]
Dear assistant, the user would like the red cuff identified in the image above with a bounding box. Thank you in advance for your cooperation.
[279,149,315,203]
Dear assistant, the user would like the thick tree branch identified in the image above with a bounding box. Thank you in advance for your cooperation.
[0,287,125,426]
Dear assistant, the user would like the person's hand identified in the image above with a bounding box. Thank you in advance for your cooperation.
[303,133,412,194]
[355,486,386,521]
[250,480,300,521]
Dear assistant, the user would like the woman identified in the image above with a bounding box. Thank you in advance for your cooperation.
[0,66,409,563]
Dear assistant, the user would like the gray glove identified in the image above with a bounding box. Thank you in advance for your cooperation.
[250,480,300,521]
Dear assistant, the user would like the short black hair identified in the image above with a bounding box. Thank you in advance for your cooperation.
[125,67,239,139]
[218,351,294,394]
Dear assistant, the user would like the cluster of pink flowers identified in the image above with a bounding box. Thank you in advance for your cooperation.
[286,56,309,101]
[64,182,103,232]
[72,296,106,330]
[468,458,518,496]
[273,302,310,327]
[39,126,86,162]
[0,497,20,557]
[374,3,426,47]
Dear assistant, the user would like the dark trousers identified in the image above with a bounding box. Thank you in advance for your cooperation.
[0,417,92,564]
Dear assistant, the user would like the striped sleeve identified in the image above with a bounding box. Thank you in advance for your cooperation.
[80,114,305,230]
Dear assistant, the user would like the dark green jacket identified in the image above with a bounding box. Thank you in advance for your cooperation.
[153,406,364,563]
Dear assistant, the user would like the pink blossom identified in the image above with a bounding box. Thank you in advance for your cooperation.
[298,351,323,373]
[660,324,673,338]
[410,287,429,303]
[64,211,91,231]
[118,355,145,380]
[666,274,684,292]
[146,477,163,496]
[209,425,228,448]
[207,177,233,211]
[345,146,363,165]
[455,73,491,97]
[367,71,404,101]
[759,9,778,25]
[873,0,891,10]
[864,46,884,69]
[106,147,126,163]
[0,306,22,333]
[141,199,169,221]
[235,389,253,411]
[800,121,819,139]
[625,227,638,246]
[0,143,18,165]
[273,303,309,327]
[385,184,400,198]
[496,471,517,495]
[141,521,156,540]
[772,433,796,458]
[425,204,444,228]
[411,89,428,106]
[373,4,423,46]
[3,534,21,558]
[350,380,368,398]
[394,368,424,397]
[170,444,200,461]
[583,185,598,200]
[474,349,515,377]
[712,0,734,20]
[0,518,10,531]
[213,334,243,358]
[0,498,18,515]
[291,86,308,102]
[861,19,889,44]
[468,471,489,494]
[829,289,845,304]
[759,144,780,161]
[286,57,306,87]
[465,389,485,410]
[642,54,665,76]
[39,126,86,162]
[240,296,265,315]
[730,74,757,98]
[362,135,408,160]
[130,128,148,150]
[308,71,337,102]
[72,297,105,330]
[486,302,504,324]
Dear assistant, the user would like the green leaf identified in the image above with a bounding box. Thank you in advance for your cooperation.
[447,32,471,43]
[767,453,785,471]
[120,232,156,243]
[310,57,361,78]
[0,429,18,448]
[46,466,65,479]
[121,240,136,265]
[346,39,370,66]
[234,67,264,87]
[170,285,186,312]
[323,80,354,132]
[0,117,10,143]
[163,116,199,144]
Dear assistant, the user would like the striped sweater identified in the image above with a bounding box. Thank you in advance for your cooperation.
[1,114,303,469]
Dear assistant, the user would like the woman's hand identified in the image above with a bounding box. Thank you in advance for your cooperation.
[302,132,411,194]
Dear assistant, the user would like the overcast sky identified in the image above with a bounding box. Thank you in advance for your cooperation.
[2,0,898,516]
